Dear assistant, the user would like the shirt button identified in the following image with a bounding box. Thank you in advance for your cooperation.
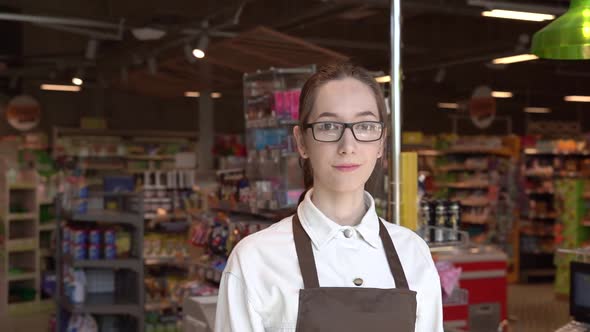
[353,278,363,286]
[343,228,354,238]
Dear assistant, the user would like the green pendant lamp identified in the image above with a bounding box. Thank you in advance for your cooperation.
[531,0,590,60]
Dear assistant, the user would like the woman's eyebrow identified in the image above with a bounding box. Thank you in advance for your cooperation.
[355,111,378,118]
[313,110,378,121]
[315,112,339,119]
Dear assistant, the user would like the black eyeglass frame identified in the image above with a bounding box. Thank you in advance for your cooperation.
[303,121,385,142]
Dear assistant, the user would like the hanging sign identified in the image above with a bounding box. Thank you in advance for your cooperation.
[469,86,496,129]
[6,95,41,131]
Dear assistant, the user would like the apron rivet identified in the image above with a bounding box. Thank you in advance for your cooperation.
[353,278,363,286]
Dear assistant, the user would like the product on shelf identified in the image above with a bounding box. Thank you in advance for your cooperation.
[419,199,463,244]
[62,224,131,260]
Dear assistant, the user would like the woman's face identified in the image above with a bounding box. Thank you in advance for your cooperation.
[294,77,384,194]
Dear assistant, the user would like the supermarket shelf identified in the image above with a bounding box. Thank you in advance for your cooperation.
[443,147,512,157]
[8,183,37,190]
[525,190,554,196]
[582,220,590,227]
[39,199,55,205]
[583,192,590,200]
[64,210,141,226]
[7,212,37,221]
[439,165,488,172]
[80,164,125,171]
[145,300,178,311]
[38,221,57,231]
[524,148,590,156]
[61,294,142,318]
[7,300,43,315]
[64,254,142,271]
[457,199,489,207]
[522,213,558,221]
[7,272,36,282]
[126,155,175,161]
[40,248,54,257]
[417,150,442,157]
[523,171,553,178]
[6,238,38,252]
[144,256,192,266]
[444,182,490,189]
[245,118,298,129]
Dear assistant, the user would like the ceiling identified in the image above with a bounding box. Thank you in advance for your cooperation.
[0,0,588,134]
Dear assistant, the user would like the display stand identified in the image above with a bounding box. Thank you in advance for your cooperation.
[243,65,315,211]
[430,228,508,332]
[0,163,47,319]
[55,192,145,332]
[521,149,590,283]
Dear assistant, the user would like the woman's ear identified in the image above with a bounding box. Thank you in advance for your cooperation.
[293,125,308,159]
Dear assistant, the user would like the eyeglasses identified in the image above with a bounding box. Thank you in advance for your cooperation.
[303,121,385,142]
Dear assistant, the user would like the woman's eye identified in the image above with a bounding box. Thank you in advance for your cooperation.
[320,123,338,130]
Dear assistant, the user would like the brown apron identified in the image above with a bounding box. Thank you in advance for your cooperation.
[293,213,417,332]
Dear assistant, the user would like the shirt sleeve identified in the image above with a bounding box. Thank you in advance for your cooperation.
[214,271,265,332]
[415,241,444,332]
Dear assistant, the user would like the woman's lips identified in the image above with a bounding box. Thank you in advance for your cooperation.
[333,164,361,172]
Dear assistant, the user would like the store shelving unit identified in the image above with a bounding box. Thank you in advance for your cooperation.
[242,65,315,211]
[55,193,144,332]
[519,148,590,282]
[52,127,199,221]
[0,165,45,316]
[434,147,516,238]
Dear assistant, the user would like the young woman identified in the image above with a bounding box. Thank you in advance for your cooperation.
[215,63,443,332]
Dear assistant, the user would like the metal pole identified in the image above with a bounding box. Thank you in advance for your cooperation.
[390,0,402,225]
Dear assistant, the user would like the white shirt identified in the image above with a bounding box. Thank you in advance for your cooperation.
[215,189,443,332]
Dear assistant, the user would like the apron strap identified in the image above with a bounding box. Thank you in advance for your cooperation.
[378,219,410,290]
[293,213,321,289]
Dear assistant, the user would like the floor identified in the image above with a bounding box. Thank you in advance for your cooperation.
[2,284,572,332]
[506,283,570,332]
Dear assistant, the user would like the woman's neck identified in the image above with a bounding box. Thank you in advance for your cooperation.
[311,187,367,226]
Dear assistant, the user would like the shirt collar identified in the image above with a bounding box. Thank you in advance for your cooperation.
[297,188,381,250]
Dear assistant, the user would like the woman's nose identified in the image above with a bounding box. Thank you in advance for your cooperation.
[338,127,357,154]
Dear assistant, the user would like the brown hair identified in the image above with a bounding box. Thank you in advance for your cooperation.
[297,63,388,204]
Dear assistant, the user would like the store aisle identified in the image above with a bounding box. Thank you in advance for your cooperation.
[507,283,570,332]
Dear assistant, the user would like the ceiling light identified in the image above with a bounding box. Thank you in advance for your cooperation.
[132,27,167,41]
[525,107,551,113]
[211,92,222,99]
[532,0,590,60]
[185,91,200,98]
[192,34,209,59]
[482,9,555,22]
[41,84,81,92]
[492,54,539,64]
[492,91,513,98]
[375,75,391,83]
[72,68,84,86]
[565,95,590,102]
[438,102,459,109]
